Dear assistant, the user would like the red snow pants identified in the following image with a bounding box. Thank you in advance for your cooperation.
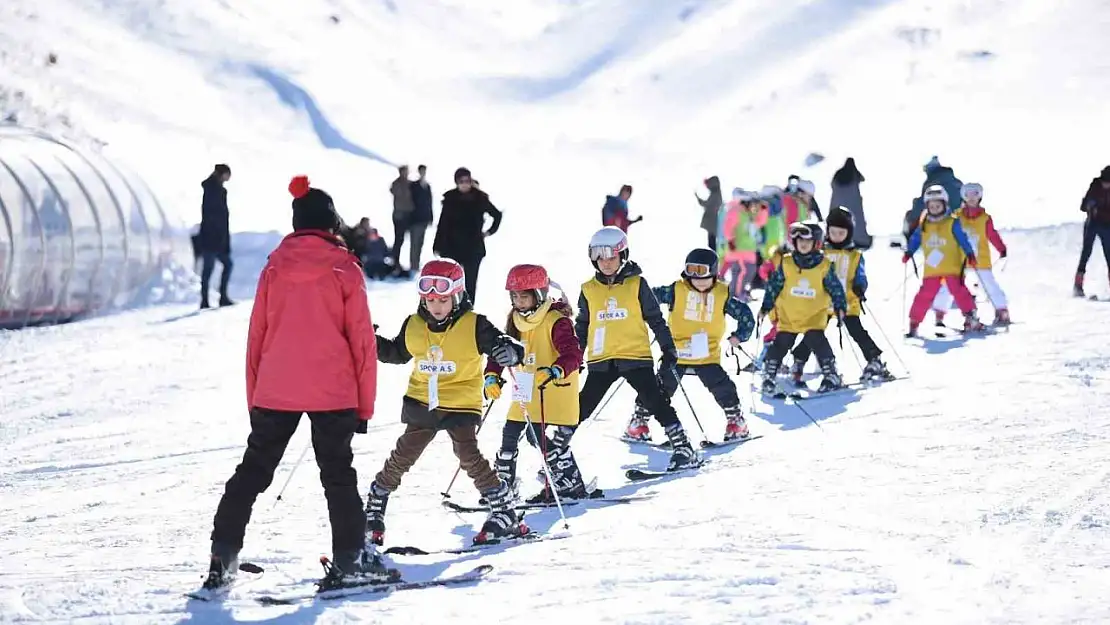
[909,275,975,323]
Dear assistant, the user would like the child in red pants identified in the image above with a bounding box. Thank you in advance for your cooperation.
[903,185,985,336]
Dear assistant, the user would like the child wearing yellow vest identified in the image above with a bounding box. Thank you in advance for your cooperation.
[363,259,527,547]
[575,226,701,472]
[627,248,756,442]
[757,222,849,394]
[930,183,1011,326]
[789,207,894,383]
[903,185,985,336]
[483,264,590,504]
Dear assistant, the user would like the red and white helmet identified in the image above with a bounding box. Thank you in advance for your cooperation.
[588,226,629,263]
[923,184,950,212]
[505,264,551,314]
[417,259,466,305]
[960,182,983,202]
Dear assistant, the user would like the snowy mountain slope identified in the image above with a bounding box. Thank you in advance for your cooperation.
[2,224,1109,624]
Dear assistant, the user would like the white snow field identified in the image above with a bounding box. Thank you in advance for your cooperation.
[2,225,1110,624]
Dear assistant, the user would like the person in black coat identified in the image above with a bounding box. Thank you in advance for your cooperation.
[432,167,502,302]
[408,164,434,272]
[199,164,233,308]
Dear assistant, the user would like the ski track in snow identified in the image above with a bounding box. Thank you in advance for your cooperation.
[1,225,1109,624]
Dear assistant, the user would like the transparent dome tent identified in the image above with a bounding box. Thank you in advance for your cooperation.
[0,125,192,329]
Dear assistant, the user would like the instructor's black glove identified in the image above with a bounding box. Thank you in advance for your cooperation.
[355,420,368,434]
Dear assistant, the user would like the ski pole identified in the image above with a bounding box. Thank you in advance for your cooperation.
[273,438,312,507]
[862,301,910,375]
[441,393,498,500]
[901,261,908,333]
[672,369,711,446]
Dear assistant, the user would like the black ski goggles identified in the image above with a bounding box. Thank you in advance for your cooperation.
[684,262,714,278]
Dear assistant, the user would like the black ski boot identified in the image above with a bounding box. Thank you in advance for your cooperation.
[528,445,593,503]
[817,359,843,393]
[364,482,389,546]
[861,358,894,381]
[474,480,529,544]
[202,542,239,590]
[664,423,701,471]
[760,359,782,394]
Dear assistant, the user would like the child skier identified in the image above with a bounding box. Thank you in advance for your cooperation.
[758,221,849,394]
[789,207,893,383]
[576,226,700,471]
[627,248,756,442]
[904,185,985,336]
[931,183,1010,326]
[205,176,379,590]
[364,259,527,546]
[483,264,590,503]
[721,189,768,300]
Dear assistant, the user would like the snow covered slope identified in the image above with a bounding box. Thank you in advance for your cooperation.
[2,224,1109,624]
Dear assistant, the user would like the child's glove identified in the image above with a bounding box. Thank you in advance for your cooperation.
[538,366,564,388]
[901,253,911,264]
[852,283,867,300]
[999,247,1008,259]
[491,337,524,367]
[483,374,504,401]
[967,255,978,268]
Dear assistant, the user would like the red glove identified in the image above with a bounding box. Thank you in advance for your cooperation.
[967,256,978,268]
[901,254,911,264]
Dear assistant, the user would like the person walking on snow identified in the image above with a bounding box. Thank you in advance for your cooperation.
[903,185,985,336]
[483,264,591,504]
[362,259,526,547]
[408,164,434,272]
[1074,166,1110,297]
[204,176,380,590]
[389,165,415,277]
[931,183,1011,326]
[432,167,503,303]
[789,207,893,383]
[627,248,756,443]
[601,184,642,233]
[830,158,873,249]
[198,164,234,308]
[696,176,723,249]
[757,221,848,395]
[574,226,700,471]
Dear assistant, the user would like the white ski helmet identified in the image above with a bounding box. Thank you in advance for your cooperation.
[961,182,984,201]
[923,184,949,208]
[798,179,816,195]
[759,185,784,199]
[588,226,629,264]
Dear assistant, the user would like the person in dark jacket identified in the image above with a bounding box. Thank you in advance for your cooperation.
[1075,166,1110,296]
[389,166,415,277]
[830,157,873,249]
[408,164,434,272]
[601,184,641,233]
[432,167,502,302]
[696,176,723,249]
[198,164,233,308]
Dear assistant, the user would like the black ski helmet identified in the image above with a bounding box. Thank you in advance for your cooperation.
[682,248,719,279]
[825,206,855,247]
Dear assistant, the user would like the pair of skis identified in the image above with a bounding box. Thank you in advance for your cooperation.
[623,434,764,481]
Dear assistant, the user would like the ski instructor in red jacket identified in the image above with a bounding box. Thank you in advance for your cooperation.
[204,175,381,591]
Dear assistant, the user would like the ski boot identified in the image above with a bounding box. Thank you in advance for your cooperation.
[905,321,920,339]
[623,405,652,442]
[816,360,843,393]
[474,480,529,545]
[760,359,782,394]
[993,309,1011,327]
[861,357,894,382]
[790,359,805,387]
[202,542,240,590]
[934,311,945,328]
[664,423,701,471]
[1074,273,1085,297]
[963,311,986,333]
[364,481,390,546]
[494,449,520,500]
[723,406,750,442]
[528,445,594,503]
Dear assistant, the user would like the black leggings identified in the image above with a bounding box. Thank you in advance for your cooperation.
[793,316,881,364]
[765,329,834,366]
[577,363,680,428]
[1077,220,1110,275]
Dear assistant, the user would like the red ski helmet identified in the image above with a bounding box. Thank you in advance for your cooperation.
[418,259,466,306]
[505,264,550,314]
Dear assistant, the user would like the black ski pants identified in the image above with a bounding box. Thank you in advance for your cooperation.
[200,250,232,303]
[1077,220,1110,276]
[576,362,680,429]
[635,363,739,411]
[766,329,834,367]
[456,256,483,304]
[793,316,881,365]
[211,408,364,553]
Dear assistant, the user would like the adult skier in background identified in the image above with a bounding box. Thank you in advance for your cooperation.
[696,176,723,249]
[830,158,872,249]
[483,264,590,503]
[905,156,965,246]
[575,227,700,470]
[363,259,526,546]
[389,165,415,277]
[432,167,503,303]
[205,176,379,590]
[1074,166,1110,297]
[628,248,756,442]
[198,163,234,308]
[601,184,642,233]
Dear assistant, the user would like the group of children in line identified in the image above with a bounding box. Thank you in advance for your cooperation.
[204,174,1012,592]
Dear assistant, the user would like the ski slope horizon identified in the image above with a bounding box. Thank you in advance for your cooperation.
[2,223,1109,624]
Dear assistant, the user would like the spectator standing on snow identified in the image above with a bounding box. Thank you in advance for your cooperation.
[432,167,502,302]
[696,176,723,249]
[1075,166,1110,297]
[203,175,380,590]
[602,184,642,233]
[830,157,873,249]
[408,164,434,272]
[198,164,234,309]
[390,165,415,277]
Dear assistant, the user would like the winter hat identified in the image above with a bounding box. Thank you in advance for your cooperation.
[214,163,231,176]
[923,155,941,172]
[1100,166,1110,182]
[454,167,472,182]
[288,175,340,232]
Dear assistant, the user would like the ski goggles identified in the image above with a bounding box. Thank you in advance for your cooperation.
[684,262,714,278]
[417,275,464,296]
[589,245,623,261]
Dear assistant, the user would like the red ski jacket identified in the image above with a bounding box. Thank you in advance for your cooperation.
[246,231,378,420]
